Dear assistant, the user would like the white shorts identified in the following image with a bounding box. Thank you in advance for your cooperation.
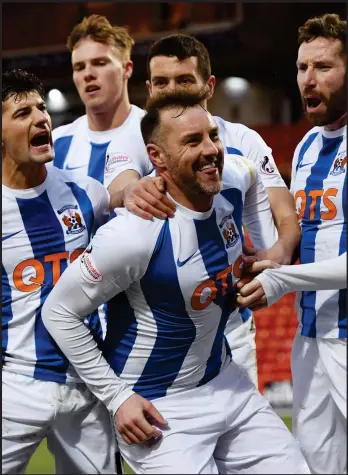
[2,370,117,474]
[116,360,310,474]
[291,330,347,474]
[225,317,258,387]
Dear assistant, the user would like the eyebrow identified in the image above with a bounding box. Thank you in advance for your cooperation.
[73,56,109,67]
[12,100,45,117]
[152,73,196,81]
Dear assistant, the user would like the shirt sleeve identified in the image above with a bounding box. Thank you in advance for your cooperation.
[228,123,286,189]
[41,212,160,414]
[84,177,110,230]
[103,148,153,189]
[255,253,347,307]
[241,158,279,249]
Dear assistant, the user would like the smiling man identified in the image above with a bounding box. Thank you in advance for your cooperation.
[42,90,309,474]
[2,69,116,474]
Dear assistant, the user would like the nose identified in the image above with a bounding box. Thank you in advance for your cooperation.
[33,108,49,127]
[83,64,96,82]
[202,136,219,157]
[303,67,317,89]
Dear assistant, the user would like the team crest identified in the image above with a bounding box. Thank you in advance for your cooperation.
[330,152,347,176]
[61,208,86,235]
[219,214,239,249]
[260,156,275,175]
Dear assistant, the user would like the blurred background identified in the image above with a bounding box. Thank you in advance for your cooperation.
[3,0,346,414]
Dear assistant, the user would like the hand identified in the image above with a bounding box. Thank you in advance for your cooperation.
[115,393,168,445]
[236,260,281,310]
[123,176,176,220]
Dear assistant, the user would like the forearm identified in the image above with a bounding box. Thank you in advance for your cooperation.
[266,187,301,264]
[256,253,347,306]
[267,212,301,265]
[108,170,141,210]
[41,262,135,414]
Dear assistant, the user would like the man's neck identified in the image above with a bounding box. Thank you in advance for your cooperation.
[163,174,213,213]
[324,113,347,131]
[2,159,47,190]
[86,97,132,131]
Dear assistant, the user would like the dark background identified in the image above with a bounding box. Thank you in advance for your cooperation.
[3,2,346,123]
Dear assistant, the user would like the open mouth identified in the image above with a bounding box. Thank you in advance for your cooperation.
[85,85,100,94]
[305,97,323,112]
[30,132,51,149]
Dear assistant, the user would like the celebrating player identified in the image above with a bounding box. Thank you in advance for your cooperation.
[52,14,175,217]
[137,33,301,386]
[237,13,347,474]
[2,69,116,474]
[42,90,310,474]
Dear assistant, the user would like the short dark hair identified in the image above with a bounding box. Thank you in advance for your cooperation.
[141,89,209,145]
[2,69,45,103]
[147,34,211,82]
[298,13,346,56]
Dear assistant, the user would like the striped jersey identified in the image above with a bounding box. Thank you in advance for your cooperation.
[2,166,110,383]
[291,125,347,338]
[51,105,152,186]
[43,157,276,401]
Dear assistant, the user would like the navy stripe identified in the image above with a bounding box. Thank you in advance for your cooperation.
[2,264,14,364]
[338,172,347,338]
[136,221,196,399]
[17,192,70,382]
[88,142,110,184]
[300,135,343,338]
[194,210,234,386]
[66,182,95,240]
[221,188,250,324]
[226,146,243,156]
[53,136,73,169]
[103,292,138,374]
[295,132,319,173]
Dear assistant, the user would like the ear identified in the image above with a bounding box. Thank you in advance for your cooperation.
[147,143,166,169]
[206,75,216,100]
[146,80,152,95]
[123,60,133,80]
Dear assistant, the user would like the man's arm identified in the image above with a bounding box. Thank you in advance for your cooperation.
[236,253,347,309]
[41,216,167,444]
[265,187,301,265]
[107,170,176,219]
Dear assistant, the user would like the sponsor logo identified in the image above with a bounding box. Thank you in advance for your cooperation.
[66,164,85,171]
[177,252,195,267]
[260,156,275,175]
[330,152,347,176]
[60,205,86,235]
[2,230,22,242]
[219,214,239,249]
[80,245,103,283]
[105,152,132,173]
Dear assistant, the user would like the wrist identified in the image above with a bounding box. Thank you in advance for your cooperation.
[265,240,293,265]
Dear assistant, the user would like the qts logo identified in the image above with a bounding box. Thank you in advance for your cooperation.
[13,249,84,292]
[191,255,243,311]
[294,188,338,221]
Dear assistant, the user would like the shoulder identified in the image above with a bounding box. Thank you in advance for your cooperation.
[214,116,258,140]
[91,209,165,261]
[222,155,256,191]
[47,165,105,195]
[52,115,87,142]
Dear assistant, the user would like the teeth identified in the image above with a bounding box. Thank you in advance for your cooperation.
[199,163,216,171]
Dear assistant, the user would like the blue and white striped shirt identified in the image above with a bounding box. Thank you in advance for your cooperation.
[2,167,110,382]
[291,125,347,338]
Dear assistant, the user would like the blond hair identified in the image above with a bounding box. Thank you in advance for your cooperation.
[67,14,134,60]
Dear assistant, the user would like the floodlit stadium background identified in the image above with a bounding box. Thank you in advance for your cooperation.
[3,2,346,473]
